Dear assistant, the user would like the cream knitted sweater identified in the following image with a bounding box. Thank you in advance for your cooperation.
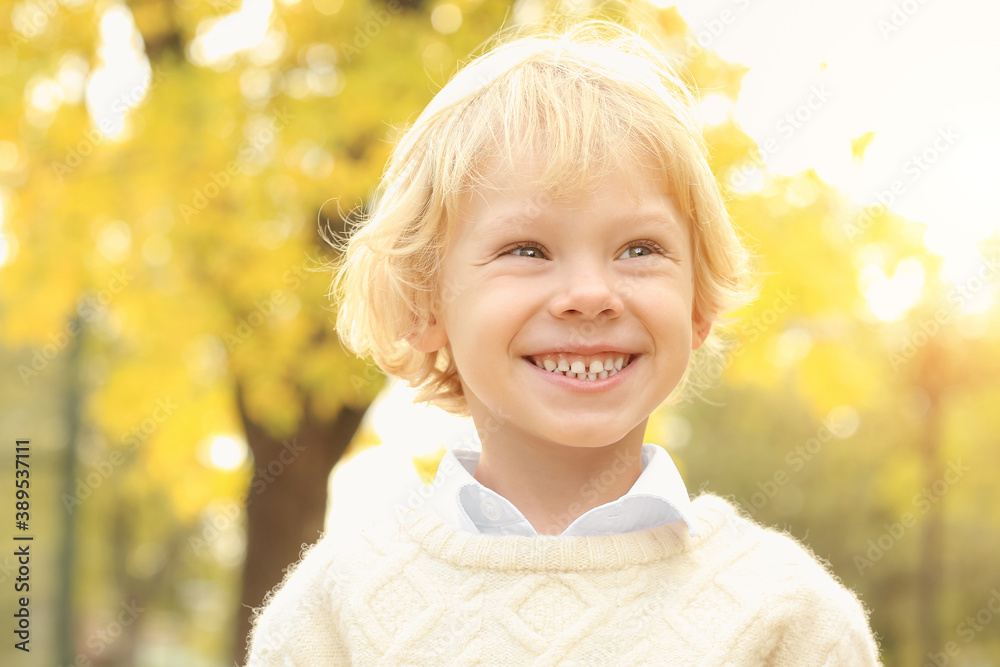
[246,494,880,665]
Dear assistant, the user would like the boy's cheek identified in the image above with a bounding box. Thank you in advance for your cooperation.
[438,277,469,306]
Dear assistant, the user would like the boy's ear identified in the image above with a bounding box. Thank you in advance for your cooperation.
[691,309,713,351]
[406,313,449,353]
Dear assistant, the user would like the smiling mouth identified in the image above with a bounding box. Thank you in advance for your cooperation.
[524,353,636,381]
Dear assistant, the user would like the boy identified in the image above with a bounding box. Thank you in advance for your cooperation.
[246,18,881,665]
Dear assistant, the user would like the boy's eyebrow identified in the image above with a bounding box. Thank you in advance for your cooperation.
[616,210,688,237]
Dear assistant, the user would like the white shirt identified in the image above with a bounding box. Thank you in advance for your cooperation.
[424,442,698,537]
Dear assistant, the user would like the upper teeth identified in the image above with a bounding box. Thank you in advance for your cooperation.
[528,353,632,381]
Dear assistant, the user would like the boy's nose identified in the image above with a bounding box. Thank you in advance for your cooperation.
[548,262,624,320]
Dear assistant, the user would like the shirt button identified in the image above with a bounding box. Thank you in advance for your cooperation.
[480,498,501,521]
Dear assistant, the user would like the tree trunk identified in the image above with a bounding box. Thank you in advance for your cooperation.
[233,384,366,664]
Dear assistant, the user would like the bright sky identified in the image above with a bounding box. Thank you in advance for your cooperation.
[666,0,999,289]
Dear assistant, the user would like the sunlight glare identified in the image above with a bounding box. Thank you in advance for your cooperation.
[201,435,249,471]
[326,378,476,534]
[860,257,925,321]
[85,4,152,140]
[696,93,731,127]
[189,0,274,68]
[369,378,477,455]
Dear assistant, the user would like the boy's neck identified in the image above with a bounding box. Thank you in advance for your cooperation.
[472,428,646,536]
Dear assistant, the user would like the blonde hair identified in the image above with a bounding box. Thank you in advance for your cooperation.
[332,17,758,416]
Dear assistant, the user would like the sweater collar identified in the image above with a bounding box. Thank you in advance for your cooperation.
[394,493,734,573]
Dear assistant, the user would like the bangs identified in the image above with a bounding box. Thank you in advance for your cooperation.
[429,45,699,228]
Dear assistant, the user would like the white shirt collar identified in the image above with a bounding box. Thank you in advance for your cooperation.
[424,443,698,537]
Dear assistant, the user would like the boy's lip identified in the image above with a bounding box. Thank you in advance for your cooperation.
[522,344,639,356]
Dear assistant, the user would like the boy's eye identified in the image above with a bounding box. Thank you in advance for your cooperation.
[502,240,665,261]
[618,241,664,259]
[506,244,547,259]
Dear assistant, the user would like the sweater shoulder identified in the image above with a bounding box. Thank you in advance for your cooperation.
[245,527,373,666]
[688,494,881,665]
[689,493,855,586]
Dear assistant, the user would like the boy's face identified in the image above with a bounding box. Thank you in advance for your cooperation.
[411,156,711,451]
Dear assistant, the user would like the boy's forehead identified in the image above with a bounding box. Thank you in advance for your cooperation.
[456,153,679,223]
[464,149,666,199]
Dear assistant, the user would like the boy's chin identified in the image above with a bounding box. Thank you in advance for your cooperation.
[532,424,644,450]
